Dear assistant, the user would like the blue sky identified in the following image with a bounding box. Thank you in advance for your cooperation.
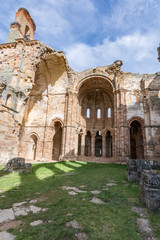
[0,0,160,73]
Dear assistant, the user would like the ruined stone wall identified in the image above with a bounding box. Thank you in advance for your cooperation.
[8,8,36,43]
[0,40,37,163]
[0,8,160,163]
[19,54,69,161]
[0,37,67,163]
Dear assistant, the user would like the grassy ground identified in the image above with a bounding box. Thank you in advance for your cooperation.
[0,161,159,240]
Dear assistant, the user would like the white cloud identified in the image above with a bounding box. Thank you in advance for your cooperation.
[0,0,160,73]
[65,31,160,73]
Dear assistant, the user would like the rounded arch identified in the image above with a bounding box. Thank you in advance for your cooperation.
[76,74,115,93]
[24,25,30,40]
[103,127,114,135]
[52,120,63,161]
[26,132,39,160]
[5,94,12,108]
[131,90,140,103]
[27,132,40,141]
[128,116,145,127]
[128,117,145,159]
[51,118,64,127]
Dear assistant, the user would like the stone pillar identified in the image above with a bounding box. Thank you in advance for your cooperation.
[114,90,120,161]
[102,135,106,157]
[81,134,85,156]
[91,135,95,156]
[115,89,127,162]
[63,91,77,159]
[143,94,153,160]
[74,132,79,156]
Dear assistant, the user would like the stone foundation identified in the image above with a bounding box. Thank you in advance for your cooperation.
[127,159,159,182]
[140,170,160,211]
[3,157,32,173]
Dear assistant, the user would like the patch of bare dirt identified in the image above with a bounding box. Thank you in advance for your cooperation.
[0,220,23,231]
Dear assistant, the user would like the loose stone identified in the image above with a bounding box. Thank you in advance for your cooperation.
[62,186,86,193]
[29,199,38,204]
[68,191,77,195]
[90,190,101,194]
[66,213,72,216]
[30,220,43,226]
[136,218,157,239]
[29,205,42,213]
[90,197,106,204]
[106,183,117,186]
[102,187,109,191]
[75,232,89,240]
[131,206,147,218]
[0,231,16,240]
[0,209,15,224]
[66,220,82,229]
[13,201,27,208]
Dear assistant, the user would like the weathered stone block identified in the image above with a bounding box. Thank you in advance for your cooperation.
[127,159,159,182]
[3,157,32,173]
[140,170,160,211]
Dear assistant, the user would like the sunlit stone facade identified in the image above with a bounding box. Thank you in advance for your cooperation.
[0,8,160,163]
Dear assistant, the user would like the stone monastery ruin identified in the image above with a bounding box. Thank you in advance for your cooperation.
[0,8,160,163]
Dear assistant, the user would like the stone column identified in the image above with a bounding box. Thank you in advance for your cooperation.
[114,90,120,161]
[81,134,85,156]
[115,89,127,162]
[91,135,95,156]
[102,135,106,157]
[63,91,77,159]
[74,132,79,157]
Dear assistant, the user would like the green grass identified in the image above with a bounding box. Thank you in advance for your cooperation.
[0,161,159,240]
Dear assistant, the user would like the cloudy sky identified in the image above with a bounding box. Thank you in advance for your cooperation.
[0,0,160,73]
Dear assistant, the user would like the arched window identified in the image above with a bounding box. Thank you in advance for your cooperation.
[86,108,90,118]
[24,25,30,40]
[27,134,38,160]
[97,109,101,119]
[108,108,111,118]
[6,94,12,108]
[52,121,62,161]
[133,95,137,103]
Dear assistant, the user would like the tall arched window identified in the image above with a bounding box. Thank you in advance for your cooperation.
[86,108,90,118]
[108,108,111,118]
[52,122,62,161]
[24,25,30,40]
[6,94,12,108]
[133,95,137,103]
[97,109,101,119]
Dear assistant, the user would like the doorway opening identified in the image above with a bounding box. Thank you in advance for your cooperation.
[52,122,62,160]
[95,131,102,157]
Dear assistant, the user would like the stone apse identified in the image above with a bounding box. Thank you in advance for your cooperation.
[0,8,160,163]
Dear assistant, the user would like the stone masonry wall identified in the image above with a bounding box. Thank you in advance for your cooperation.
[0,8,160,163]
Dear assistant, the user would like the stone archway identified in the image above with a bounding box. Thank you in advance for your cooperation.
[52,121,62,161]
[95,131,102,157]
[27,134,38,160]
[77,76,114,160]
[130,120,144,159]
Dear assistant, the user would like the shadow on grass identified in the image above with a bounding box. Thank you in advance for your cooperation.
[0,161,88,207]
[0,161,127,209]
